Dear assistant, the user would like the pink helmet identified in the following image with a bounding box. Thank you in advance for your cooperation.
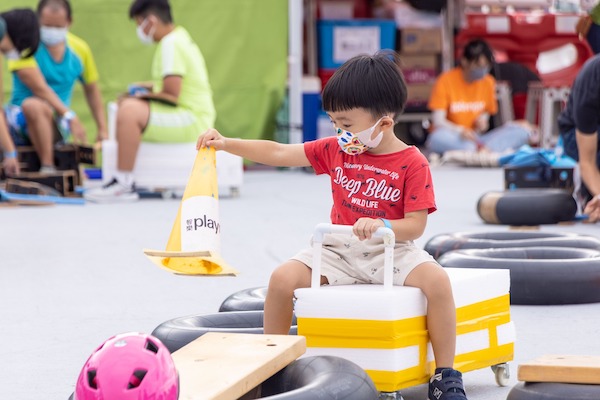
[74,332,178,400]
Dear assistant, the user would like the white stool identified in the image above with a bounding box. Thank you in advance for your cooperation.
[102,102,243,196]
[525,82,570,149]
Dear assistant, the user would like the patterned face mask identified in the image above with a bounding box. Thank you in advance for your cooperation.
[335,117,385,155]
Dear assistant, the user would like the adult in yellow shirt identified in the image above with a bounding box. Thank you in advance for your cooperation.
[426,39,530,156]
[6,0,106,173]
[0,8,40,176]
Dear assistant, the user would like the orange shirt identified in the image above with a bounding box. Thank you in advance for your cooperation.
[428,67,497,129]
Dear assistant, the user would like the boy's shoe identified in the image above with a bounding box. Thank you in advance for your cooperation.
[429,368,467,400]
[84,178,139,203]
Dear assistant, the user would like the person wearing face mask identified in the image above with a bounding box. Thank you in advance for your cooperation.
[425,39,532,161]
[84,0,216,203]
[0,8,40,177]
[5,0,106,174]
[196,52,470,400]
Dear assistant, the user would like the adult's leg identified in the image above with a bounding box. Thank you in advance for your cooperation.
[426,127,477,155]
[264,260,327,334]
[479,123,530,153]
[404,261,456,368]
[116,97,150,171]
[21,97,55,168]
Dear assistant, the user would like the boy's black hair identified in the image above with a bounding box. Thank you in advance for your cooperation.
[462,39,494,64]
[37,0,72,21]
[322,52,407,122]
[129,0,172,23]
[0,9,40,58]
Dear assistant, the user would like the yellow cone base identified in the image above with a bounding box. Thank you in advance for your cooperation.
[144,249,238,276]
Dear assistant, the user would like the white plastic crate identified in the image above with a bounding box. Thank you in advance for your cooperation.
[294,224,515,392]
[102,102,243,196]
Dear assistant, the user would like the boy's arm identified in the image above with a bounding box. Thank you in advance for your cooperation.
[353,210,428,242]
[83,82,107,141]
[0,113,20,176]
[135,75,180,106]
[16,67,87,143]
[197,128,311,167]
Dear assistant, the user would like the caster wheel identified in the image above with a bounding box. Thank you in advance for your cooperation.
[492,363,510,386]
[378,391,404,400]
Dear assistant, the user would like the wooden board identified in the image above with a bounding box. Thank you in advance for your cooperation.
[518,355,600,384]
[172,333,306,400]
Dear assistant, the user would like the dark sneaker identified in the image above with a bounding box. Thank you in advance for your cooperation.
[428,368,467,400]
[84,178,139,203]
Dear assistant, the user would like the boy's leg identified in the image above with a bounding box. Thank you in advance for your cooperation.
[404,261,456,368]
[84,98,149,202]
[21,97,55,168]
[116,97,150,171]
[264,260,327,334]
[405,262,467,399]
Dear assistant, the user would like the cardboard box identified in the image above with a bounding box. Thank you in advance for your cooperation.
[400,54,439,70]
[401,28,442,53]
[504,166,574,193]
[318,19,397,69]
[405,83,434,108]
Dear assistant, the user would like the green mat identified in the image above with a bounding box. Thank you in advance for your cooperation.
[1,0,288,150]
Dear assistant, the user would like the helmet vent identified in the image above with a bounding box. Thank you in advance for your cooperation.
[87,370,98,389]
[145,338,159,354]
[128,369,147,389]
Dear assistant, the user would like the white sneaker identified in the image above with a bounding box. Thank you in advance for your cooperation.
[84,178,139,203]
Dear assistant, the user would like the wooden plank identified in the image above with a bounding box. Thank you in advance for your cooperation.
[172,332,306,400]
[518,355,600,384]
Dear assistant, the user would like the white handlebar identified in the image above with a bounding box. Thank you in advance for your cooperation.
[311,223,396,289]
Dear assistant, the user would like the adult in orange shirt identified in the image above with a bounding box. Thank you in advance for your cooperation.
[425,39,530,156]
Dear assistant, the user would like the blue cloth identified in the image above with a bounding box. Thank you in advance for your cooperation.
[10,43,84,107]
[498,144,577,168]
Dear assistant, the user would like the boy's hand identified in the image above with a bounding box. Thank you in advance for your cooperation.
[70,117,87,144]
[2,157,20,176]
[584,195,600,223]
[196,128,226,150]
[353,217,385,241]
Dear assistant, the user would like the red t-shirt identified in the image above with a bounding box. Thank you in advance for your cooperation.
[304,136,437,225]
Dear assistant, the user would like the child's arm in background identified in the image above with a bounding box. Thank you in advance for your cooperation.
[197,128,311,168]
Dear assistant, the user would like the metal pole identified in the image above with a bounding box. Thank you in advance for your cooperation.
[289,0,304,144]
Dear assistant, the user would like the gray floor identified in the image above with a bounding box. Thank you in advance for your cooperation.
[2,165,599,400]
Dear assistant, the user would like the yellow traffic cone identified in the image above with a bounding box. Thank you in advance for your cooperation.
[143,147,238,276]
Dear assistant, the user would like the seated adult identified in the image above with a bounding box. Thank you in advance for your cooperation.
[425,39,531,158]
[6,0,106,174]
[558,54,600,222]
[0,8,40,176]
[85,0,216,203]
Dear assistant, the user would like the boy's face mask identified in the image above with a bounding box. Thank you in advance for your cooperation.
[136,18,156,45]
[40,26,68,46]
[335,117,385,155]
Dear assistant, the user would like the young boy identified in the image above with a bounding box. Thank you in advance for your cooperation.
[196,52,468,400]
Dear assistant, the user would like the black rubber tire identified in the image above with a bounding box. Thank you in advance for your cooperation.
[260,355,379,399]
[152,310,297,353]
[508,382,600,399]
[219,286,268,312]
[424,231,600,259]
[437,247,600,305]
[477,189,577,225]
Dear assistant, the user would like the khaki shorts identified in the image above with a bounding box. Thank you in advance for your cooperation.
[291,233,438,286]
